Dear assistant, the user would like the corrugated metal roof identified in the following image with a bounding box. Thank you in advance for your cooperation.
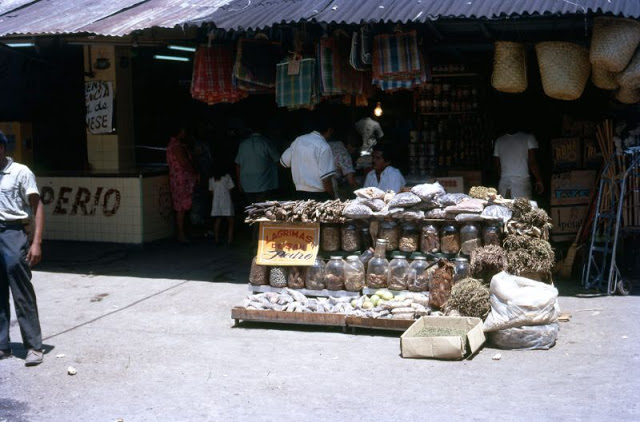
[0,0,233,37]
[203,0,640,30]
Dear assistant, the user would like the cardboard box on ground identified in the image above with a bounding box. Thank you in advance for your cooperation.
[400,316,485,360]
[550,170,596,206]
[550,205,590,242]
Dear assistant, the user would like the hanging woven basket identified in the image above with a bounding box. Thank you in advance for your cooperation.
[536,42,591,101]
[591,65,619,90]
[491,41,527,93]
[590,17,640,73]
[617,48,640,90]
[615,86,640,104]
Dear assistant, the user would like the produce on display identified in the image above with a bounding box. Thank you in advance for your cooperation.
[444,278,491,320]
[469,245,507,283]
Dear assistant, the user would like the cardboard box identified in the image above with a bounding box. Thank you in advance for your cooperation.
[400,316,485,360]
[550,170,596,206]
[428,176,464,193]
[583,138,603,169]
[550,205,589,242]
[447,170,482,191]
[551,137,581,170]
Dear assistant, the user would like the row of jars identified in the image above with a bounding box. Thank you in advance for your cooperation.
[321,221,502,255]
[249,240,471,293]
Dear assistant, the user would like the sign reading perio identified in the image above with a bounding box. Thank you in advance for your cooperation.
[256,222,320,266]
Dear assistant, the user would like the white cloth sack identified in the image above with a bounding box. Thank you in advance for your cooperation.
[483,271,560,332]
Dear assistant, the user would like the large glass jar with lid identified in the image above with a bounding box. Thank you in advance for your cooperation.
[305,257,326,290]
[325,256,345,291]
[482,223,502,246]
[440,224,460,254]
[379,220,399,251]
[460,223,481,255]
[453,257,470,282]
[387,255,409,291]
[366,239,389,288]
[360,227,372,251]
[344,255,366,291]
[321,223,340,252]
[420,223,440,254]
[407,256,430,292]
[341,221,361,252]
[399,221,419,253]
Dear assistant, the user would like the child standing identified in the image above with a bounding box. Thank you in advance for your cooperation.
[209,167,235,245]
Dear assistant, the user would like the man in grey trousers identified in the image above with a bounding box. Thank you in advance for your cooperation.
[0,130,45,366]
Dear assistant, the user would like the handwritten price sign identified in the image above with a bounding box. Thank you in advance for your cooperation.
[85,81,114,135]
[256,222,319,266]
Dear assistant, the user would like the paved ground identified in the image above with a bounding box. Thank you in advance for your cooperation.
[1,238,639,422]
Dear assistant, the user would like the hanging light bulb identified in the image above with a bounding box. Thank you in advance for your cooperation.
[374,102,383,117]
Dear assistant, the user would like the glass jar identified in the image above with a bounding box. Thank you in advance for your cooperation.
[269,266,288,288]
[325,256,345,291]
[460,223,481,255]
[344,255,365,291]
[359,247,375,266]
[287,266,306,289]
[453,257,470,282]
[305,258,326,290]
[321,224,340,252]
[407,256,430,292]
[249,256,269,285]
[420,224,440,254]
[366,239,389,288]
[387,255,409,291]
[341,222,361,252]
[379,220,399,251]
[482,224,502,246]
[360,227,372,251]
[440,224,460,254]
[399,222,419,253]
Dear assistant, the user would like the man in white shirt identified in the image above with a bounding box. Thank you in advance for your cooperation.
[493,130,544,199]
[280,114,336,200]
[364,144,405,193]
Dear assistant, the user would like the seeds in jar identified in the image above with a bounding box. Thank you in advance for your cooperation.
[420,231,440,253]
[399,236,418,252]
[269,267,288,288]
[408,274,430,292]
[249,257,268,285]
[305,269,326,290]
[441,234,460,254]
[380,228,399,250]
[366,273,387,288]
[341,227,361,252]
[287,266,306,289]
[388,274,407,290]
[321,225,340,251]
[344,271,365,291]
[325,273,344,291]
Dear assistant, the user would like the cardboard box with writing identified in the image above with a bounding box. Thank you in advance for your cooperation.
[447,170,482,192]
[551,137,581,170]
[550,170,596,206]
[428,176,464,194]
[400,316,485,359]
[550,205,589,242]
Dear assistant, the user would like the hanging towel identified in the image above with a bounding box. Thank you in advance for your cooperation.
[372,30,423,81]
[190,45,248,105]
[361,26,372,65]
[350,31,369,71]
[276,58,317,109]
[233,39,282,92]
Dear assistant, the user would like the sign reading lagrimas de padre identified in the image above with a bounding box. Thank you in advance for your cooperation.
[256,222,320,266]
[85,81,114,134]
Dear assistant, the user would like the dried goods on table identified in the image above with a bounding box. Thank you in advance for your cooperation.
[244,199,347,224]
[325,256,345,290]
[468,186,498,200]
[341,222,361,252]
[437,193,470,206]
[249,256,269,285]
[503,234,555,277]
[387,192,422,208]
[305,258,326,290]
[399,222,419,252]
[287,266,306,289]
[356,197,386,211]
[444,278,491,319]
[367,273,388,288]
[383,190,396,204]
[399,209,425,220]
[455,213,485,222]
[425,208,446,219]
[355,186,385,199]
[411,182,445,201]
[470,245,507,283]
[343,202,373,219]
[407,256,431,292]
[481,204,512,224]
[440,224,460,254]
[444,198,486,214]
[379,220,399,250]
[388,255,409,290]
[420,224,440,253]
[428,259,455,309]
[344,256,365,291]
[460,223,482,255]
[269,267,289,288]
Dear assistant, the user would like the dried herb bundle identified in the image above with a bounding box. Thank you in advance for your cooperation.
[469,186,498,200]
[444,278,491,320]
[469,245,507,283]
[503,234,555,275]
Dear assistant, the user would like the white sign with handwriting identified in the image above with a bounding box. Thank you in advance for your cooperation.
[85,81,114,134]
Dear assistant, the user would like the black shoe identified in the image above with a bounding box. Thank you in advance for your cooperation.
[0,349,12,360]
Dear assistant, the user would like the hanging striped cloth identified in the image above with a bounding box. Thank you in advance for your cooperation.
[190,45,247,105]
[276,58,317,109]
[371,30,431,91]
[318,38,364,96]
[233,39,282,92]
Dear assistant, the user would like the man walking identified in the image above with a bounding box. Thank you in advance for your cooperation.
[0,130,45,366]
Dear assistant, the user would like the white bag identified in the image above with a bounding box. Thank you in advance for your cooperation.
[483,271,560,332]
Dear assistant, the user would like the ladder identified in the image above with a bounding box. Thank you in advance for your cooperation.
[582,147,640,295]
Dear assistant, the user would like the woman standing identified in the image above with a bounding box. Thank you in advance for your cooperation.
[167,126,198,243]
